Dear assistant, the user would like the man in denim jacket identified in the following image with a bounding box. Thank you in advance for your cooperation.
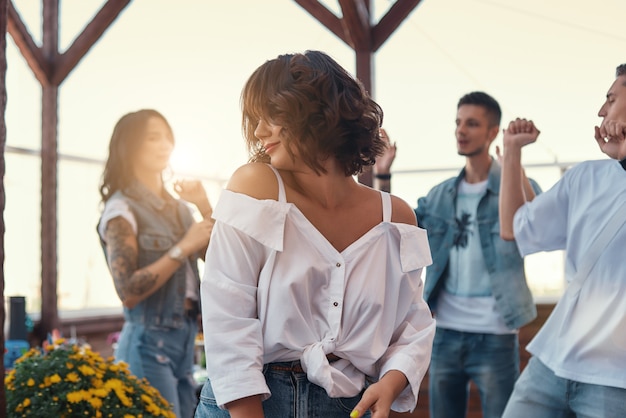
[414,92,540,418]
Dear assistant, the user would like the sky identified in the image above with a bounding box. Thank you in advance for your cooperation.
[5,0,626,312]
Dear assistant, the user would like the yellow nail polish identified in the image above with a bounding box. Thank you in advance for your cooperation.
[350,410,360,418]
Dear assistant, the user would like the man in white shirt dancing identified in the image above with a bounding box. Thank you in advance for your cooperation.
[499,63,626,417]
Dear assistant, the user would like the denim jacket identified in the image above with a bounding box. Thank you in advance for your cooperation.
[414,160,539,330]
[99,180,201,329]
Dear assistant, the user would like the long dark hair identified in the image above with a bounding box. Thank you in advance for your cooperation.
[99,109,173,202]
[241,50,385,176]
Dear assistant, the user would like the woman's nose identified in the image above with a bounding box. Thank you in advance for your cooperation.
[255,120,271,139]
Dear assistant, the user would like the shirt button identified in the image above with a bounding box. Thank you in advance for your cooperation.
[333,301,339,307]
[336,262,341,267]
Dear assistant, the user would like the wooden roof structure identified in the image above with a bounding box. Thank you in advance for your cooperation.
[0,0,422,409]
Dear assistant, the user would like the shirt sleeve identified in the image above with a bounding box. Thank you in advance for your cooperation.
[380,225,436,412]
[200,191,284,409]
[98,198,137,241]
[514,171,570,257]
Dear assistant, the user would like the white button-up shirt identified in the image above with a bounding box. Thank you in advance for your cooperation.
[200,175,435,412]
[514,159,626,389]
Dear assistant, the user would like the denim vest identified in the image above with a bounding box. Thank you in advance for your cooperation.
[414,160,539,330]
[100,180,201,329]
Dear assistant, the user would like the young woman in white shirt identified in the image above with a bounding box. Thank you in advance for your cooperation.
[195,50,435,418]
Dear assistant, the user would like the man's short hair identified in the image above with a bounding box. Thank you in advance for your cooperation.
[457,91,502,127]
[617,64,626,77]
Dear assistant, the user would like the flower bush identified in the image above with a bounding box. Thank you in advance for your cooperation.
[5,338,176,418]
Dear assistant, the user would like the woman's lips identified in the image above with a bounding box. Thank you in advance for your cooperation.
[264,142,278,153]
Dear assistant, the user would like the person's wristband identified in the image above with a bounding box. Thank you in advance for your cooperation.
[374,173,392,180]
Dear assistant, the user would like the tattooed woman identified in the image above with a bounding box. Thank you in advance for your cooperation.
[97,109,213,417]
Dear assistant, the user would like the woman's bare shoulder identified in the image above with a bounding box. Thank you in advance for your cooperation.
[226,162,279,201]
[389,194,417,226]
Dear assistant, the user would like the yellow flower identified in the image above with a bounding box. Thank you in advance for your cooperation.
[104,378,121,390]
[65,372,80,382]
[66,391,83,403]
[145,403,161,415]
[5,370,15,383]
[88,396,103,409]
[78,364,96,376]
[15,348,39,363]
[91,387,108,398]
[23,398,31,407]
[27,378,35,387]
[43,374,62,386]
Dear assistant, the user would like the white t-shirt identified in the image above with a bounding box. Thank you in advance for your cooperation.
[201,167,436,412]
[514,159,626,389]
[435,179,514,334]
[98,198,199,301]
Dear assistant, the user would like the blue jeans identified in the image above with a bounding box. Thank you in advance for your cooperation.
[195,361,372,418]
[503,356,626,418]
[115,317,198,418]
[429,327,519,418]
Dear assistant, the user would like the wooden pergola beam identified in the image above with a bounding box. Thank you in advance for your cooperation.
[293,0,348,46]
[338,0,371,50]
[7,0,51,86]
[373,0,422,51]
[53,0,130,85]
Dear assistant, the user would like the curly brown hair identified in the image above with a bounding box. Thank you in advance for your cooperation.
[241,50,385,176]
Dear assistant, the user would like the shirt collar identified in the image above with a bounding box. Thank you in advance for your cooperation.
[619,158,626,171]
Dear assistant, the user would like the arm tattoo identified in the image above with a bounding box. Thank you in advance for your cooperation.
[127,270,158,296]
[105,217,158,300]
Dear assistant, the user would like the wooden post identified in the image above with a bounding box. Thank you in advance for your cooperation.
[39,0,60,337]
[1,0,8,411]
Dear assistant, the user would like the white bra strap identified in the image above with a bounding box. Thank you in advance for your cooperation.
[267,164,287,202]
[380,191,392,222]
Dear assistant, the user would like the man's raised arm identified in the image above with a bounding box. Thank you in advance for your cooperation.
[499,118,540,241]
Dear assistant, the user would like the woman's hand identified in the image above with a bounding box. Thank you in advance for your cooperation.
[350,370,408,418]
[178,219,213,255]
[226,395,265,418]
[174,179,213,219]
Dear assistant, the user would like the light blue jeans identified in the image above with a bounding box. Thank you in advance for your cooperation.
[195,361,371,418]
[115,316,198,418]
[503,356,626,418]
[429,327,519,418]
